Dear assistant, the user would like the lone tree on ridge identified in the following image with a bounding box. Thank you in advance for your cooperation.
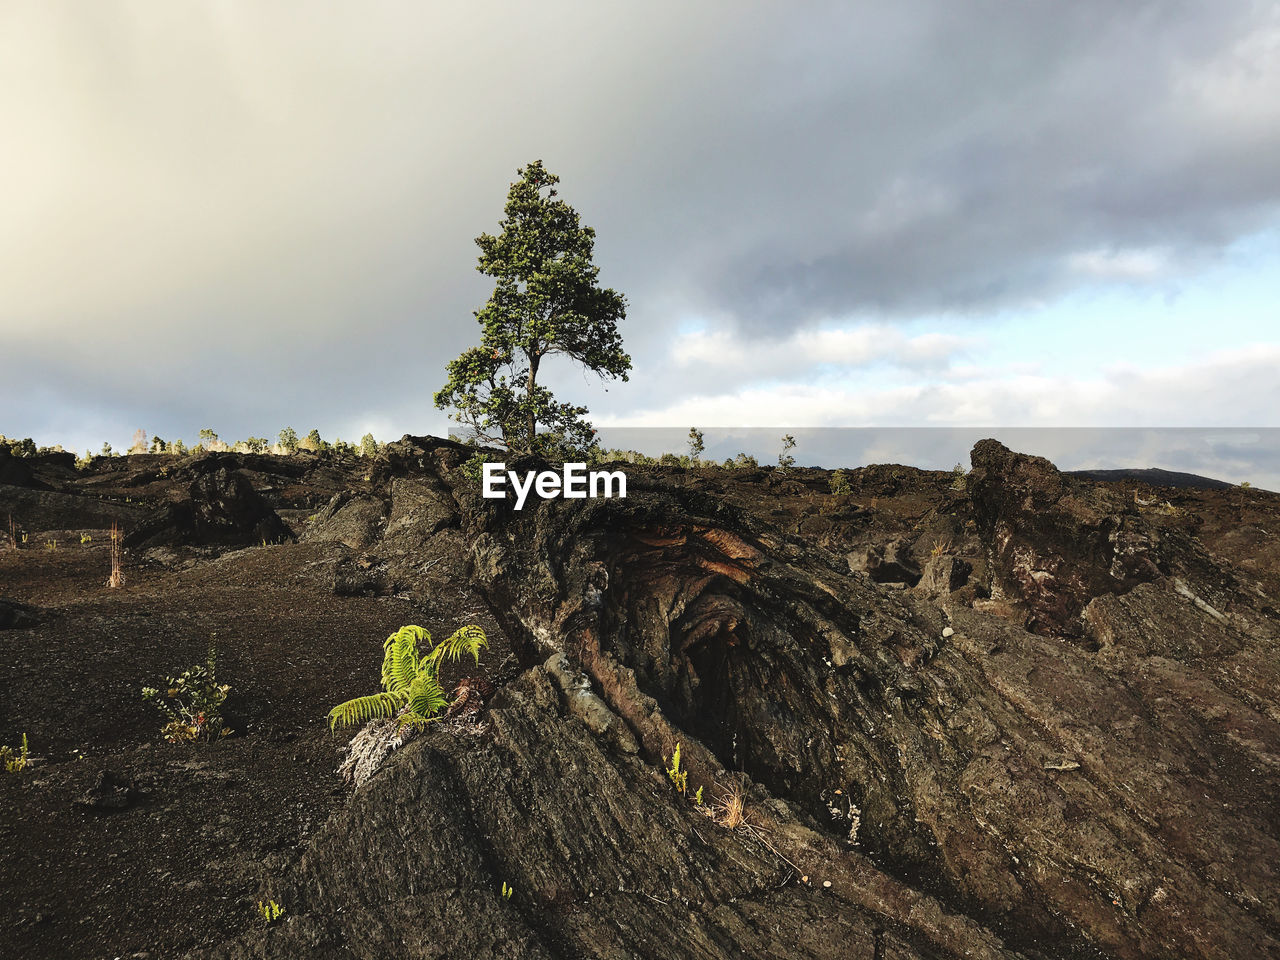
[434,160,630,456]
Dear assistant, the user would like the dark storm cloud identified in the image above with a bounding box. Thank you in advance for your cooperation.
[1,1,1277,449]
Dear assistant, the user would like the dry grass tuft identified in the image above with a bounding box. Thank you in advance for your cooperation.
[106,523,125,588]
[711,777,748,830]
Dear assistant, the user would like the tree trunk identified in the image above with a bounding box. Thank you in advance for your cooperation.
[525,350,540,453]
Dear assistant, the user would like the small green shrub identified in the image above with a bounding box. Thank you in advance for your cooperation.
[501,882,514,900]
[1,734,30,773]
[142,644,231,743]
[665,741,688,795]
[829,470,852,496]
[257,900,284,923]
[328,624,488,732]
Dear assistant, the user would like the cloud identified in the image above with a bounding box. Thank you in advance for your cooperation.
[603,343,1280,429]
[1,1,1278,449]
[1067,248,1171,281]
[668,325,976,380]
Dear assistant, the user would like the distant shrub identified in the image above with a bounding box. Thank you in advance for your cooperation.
[688,428,705,462]
[777,435,796,471]
[829,470,852,496]
[0,435,37,457]
[277,428,299,454]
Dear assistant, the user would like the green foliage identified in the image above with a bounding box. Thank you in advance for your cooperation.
[666,742,688,796]
[1240,480,1252,489]
[198,428,218,448]
[460,451,497,485]
[359,433,378,458]
[101,442,113,457]
[80,533,92,545]
[150,435,166,454]
[328,624,488,732]
[501,882,514,900]
[0,435,38,458]
[829,469,852,496]
[296,428,323,453]
[257,900,284,923]
[1,734,30,773]
[434,160,631,455]
[141,644,231,743]
[277,428,299,453]
[688,428,705,462]
[950,462,967,491]
[243,437,268,454]
[694,785,704,806]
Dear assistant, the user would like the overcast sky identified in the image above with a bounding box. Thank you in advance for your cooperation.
[3,1,1279,479]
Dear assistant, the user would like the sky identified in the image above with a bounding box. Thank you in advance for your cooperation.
[2,2,1279,481]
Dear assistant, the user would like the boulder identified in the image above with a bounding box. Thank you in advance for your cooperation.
[967,439,1161,636]
[915,554,972,597]
[300,492,386,550]
[0,598,40,630]
[848,537,922,586]
[125,466,292,550]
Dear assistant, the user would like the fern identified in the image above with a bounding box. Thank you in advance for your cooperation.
[329,623,488,732]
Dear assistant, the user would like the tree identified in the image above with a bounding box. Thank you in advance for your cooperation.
[299,428,323,453]
[198,428,219,448]
[244,437,268,454]
[434,160,631,456]
[688,428,705,463]
[360,433,378,458]
[129,429,148,455]
[278,428,299,454]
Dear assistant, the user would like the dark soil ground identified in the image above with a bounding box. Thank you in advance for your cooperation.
[0,455,516,959]
[1,444,1277,959]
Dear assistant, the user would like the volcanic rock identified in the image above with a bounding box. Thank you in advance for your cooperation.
[124,464,292,550]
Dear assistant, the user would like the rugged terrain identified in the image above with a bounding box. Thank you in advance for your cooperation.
[1,438,1277,960]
